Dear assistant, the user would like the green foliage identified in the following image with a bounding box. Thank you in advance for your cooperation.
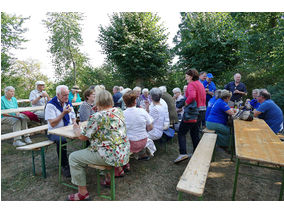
[173,12,245,85]
[98,12,172,87]
[43,12,88,84]
[1,59,53,99]
[267,82,284,112]
[1,12,29,72]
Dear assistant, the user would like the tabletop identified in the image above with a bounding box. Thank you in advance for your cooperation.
[17,99,31,103]
[1,106,44,114]
[48,121,87,139]
[234,118,284,166]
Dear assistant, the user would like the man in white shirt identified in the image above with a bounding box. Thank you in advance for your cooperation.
[29,81,51,121]
[45,85,76,177]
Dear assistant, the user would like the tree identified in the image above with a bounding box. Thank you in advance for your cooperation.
[98,12,172,87]
[1,12,29,72]
[43,12,88,84]
[173,12,245,86]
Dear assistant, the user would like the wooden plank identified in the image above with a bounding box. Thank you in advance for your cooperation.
[202,128,216,134]
[1,124,48,141]
[48,121,87,139]
[176,133,217,196]
[1,106,44,114]
[72,102,83,106]
[16,140,54,150]
[234,118,284,166]
[17,99,31,103]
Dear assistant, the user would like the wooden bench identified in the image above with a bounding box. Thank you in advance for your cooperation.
[1,124,48,141]
[17,140,54,178]
[202,128,216,134]
[176,133,217,200]
[88,164,115,200]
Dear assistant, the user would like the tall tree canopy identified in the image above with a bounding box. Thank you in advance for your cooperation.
[1,12,29,72]
[98,12,172,87]
[43,12,89,85]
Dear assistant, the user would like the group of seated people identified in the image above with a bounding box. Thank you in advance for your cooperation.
[1,69,283,201]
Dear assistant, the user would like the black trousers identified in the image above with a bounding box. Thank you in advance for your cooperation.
[48,134,69,168]
[178,121,200,154]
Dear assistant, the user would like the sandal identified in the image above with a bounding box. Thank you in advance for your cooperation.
[67,192,90,201]
[123,163,130,172]
[115,167,125,177]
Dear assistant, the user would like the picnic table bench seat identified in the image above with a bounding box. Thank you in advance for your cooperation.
[202,128,216,134]
[176,133,217,200]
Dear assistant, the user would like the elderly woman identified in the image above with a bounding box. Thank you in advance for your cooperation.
[133,86,142,107]
[206,90,235,148]
[1,86,32,146]
[145,88,169,141]
[123,90,154,161]
[140,88,152,109]
[68,90,130,201]
[78,89,95,122]
[172,87,184,120]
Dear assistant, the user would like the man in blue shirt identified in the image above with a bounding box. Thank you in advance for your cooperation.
[254,89,283,134]
[113,86,122,107]
[225,73,247,102]
[203,73,216,106]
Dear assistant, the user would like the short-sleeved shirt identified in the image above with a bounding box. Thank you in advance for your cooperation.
[256,99,283,133]
[148,104,167,139]
[1,96,18,117]
[78,101,95,122]
[29,89,49,107]
[203,80,216,102]
[82,107,130,167]
[123,106,153,141]
[249,98,260,110]
[45,98,76,131]
[225,81,247,102]
[68,92,81,103]
[205,96,217,121]
[207,98,231,125]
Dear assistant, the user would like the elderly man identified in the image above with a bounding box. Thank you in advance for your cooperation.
[45,85,76,177]
[133,86,142,107]
[254,89,283,134]
[225,73,247,104]
[113,86,122,107]
[29,81,51,121]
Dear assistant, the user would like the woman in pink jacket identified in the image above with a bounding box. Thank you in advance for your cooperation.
[174,68,206,163]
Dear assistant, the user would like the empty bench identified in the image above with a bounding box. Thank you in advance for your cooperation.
[176,133,217,200]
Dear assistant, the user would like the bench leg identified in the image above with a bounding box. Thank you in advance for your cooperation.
[40,147,47,178]
[58,136,62,183]
[198,196,203,201]
[110,167,115,200]
[279,170,284,201]
[96,170,101,196]
[232,158,240,201]
[178,191,183,201]
[32,151,36,176]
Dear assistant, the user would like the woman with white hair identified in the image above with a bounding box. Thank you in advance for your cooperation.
[1,86,32,146]
[172,87,184,120]
[140,88,152,109]
[133,86,142,107]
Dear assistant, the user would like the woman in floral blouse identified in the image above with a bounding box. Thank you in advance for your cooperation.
[67,90,130,201]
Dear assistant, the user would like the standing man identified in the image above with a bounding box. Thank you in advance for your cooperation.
[45,85,76,177]
[199,71,207,84]
[225,73,247,105]
[113,86,122,107]
[254,89,283,134]
[29,81,51,121]
[133,86,142,107]
[203,73,216,106]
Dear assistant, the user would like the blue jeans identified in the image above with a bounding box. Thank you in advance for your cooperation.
[206,121,231,147]
[178,121,200,154]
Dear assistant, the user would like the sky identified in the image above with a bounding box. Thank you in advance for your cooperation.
[3,0,282,82]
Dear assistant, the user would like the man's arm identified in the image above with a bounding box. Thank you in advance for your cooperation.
[253,109,262,117]
[48,106,72,128]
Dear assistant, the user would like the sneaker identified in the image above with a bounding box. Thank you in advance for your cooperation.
[24,137,32,144]
[174,154,189,164]
[62,166,71,178]
[13,140,26,147]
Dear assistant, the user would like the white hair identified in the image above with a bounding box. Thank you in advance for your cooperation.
[159,86,167,93]
[133,86,141,92]
[142,88,149,94]
[121,88,132,95]
[172,87,181,94]
[56,85,69,96]
[4,86,15,95]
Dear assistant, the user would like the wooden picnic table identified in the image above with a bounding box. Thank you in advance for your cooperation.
[17,99,31,103]
[1,102,82,115]
[232,118,284,200]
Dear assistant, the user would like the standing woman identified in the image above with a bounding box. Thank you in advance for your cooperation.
[174,68,206,163]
